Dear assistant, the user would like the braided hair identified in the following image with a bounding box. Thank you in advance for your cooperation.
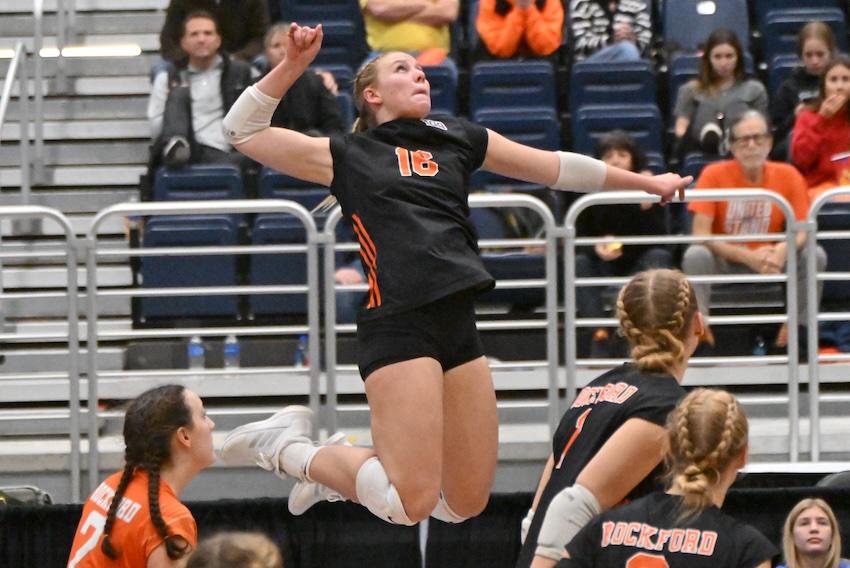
[617,268,699,373]
[665,388,748,519]
[101,384,193,560]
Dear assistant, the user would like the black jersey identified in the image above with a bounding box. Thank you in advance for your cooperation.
[566,492,777,568]
[516,364,686,568]
[329,115,495,321]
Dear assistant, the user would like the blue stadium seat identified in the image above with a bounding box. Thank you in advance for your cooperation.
[424,64,457,115]
[153,164,243,202]
[139,215,240,320]
[257,167,325,199]
[570,60,656,115]
[572,104,664,157]
[667,51,756,118]
[662,0,750,53]
[279,0,366,68]
[249,213,317,317]
[751,0,842,28]
[308,20,366,69]
[472,107,560,151]
[468,60,556,116]
[761,8,848,66]
[645,151,668,175]
[470,107,560,192]
[469,207,546,308]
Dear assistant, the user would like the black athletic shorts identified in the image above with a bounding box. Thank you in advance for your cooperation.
[356,288,484,380]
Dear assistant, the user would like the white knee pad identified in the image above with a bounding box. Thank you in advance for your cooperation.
[430,493,468,524]
[534,484,600,561]
[355,457,416,526]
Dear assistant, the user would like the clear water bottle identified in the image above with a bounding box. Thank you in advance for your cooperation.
[294,334,309,368]
[752,335,767,356]
[188,335,205,370]
[223,334,240,369]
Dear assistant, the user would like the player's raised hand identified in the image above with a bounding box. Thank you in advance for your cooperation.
[285,22,323,69]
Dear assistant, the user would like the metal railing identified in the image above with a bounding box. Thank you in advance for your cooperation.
[2,187,850,495]
[84,200,322,490]
[806,186,850,460]
[563,189,805,459]
[0,206,81,500]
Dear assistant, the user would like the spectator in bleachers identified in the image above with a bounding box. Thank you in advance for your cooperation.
[148,11,256,173]
[360,0,460,77]
[159,0,270,65]
[770,22,836,162]
[187,531,284,568]
[474,0,563,60]
[66,385,215,567]
[567,0,652,63]
[778,498,850,568]
[260,23,346,136]
[673,28,768,159]
[791,55,850,201]
[682,109,826,351]
[575,130,673,358]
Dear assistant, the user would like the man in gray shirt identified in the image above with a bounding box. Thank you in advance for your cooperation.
[147,10,255,171]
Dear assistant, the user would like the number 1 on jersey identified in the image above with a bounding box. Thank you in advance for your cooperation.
[396,147,439,177]
[555,408,592,469]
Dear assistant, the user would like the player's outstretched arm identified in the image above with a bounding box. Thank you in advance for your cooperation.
[481,130,691,204]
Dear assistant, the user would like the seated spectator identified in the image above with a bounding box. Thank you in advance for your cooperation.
[778,498,850,568]
[682,110,827,351]
[575,130,673,358]
[360,0,460,77]
[147,11,256,174]
[260,23,347,136]
[186,531,283,568]
[567,0,652,63]
[791,55,850,201]
[674,28,768,159]
[474,0,563,60]
[770,22,836,162]
[159,0,269,64]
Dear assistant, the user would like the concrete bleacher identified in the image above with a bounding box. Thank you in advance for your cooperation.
[1,0,850,507]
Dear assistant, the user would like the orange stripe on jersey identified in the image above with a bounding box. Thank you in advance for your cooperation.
[351,214,381,308]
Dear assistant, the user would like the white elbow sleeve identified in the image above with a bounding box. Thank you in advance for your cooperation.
[534,484,601,560]
[222,84,280,145]
[552,151,607,193]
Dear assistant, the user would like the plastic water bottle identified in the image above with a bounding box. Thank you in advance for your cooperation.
[223,334,240,369]
[294,334,309,368]
[752,335,767,356]
[188,335,205,370]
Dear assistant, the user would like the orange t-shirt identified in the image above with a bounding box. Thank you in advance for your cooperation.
[66,470,197,568]
[688,160,810,249]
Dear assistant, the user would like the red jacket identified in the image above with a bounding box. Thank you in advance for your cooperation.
[791,108,850,188]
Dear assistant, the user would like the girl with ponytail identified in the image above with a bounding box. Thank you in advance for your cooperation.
[561,388,776,567]
[67,385,216,567]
